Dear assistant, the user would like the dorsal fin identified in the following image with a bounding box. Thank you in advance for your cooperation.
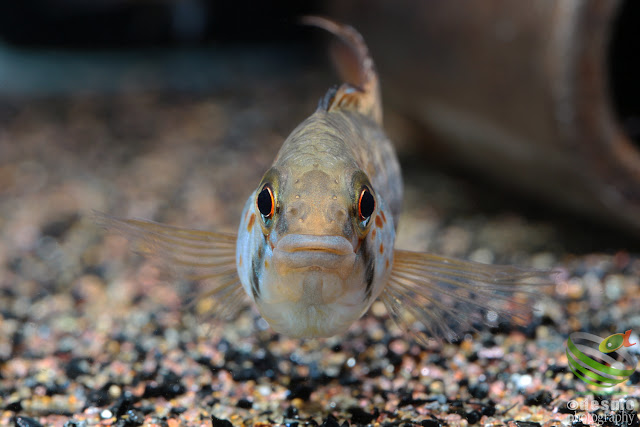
[302,16,383,125]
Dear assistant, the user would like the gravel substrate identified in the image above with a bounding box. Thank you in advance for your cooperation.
[1,48,639,426]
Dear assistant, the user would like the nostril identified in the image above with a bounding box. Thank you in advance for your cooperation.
[287,207,299,217]
[332,209,347,222]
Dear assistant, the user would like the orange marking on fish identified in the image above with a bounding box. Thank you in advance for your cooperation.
[375,216,383,228]
[385,258,390,269]
[380,211,387,223]
[265,260,269,268]
[371,229,377,238]
[247,213,256,232]
[239,256,243,267]
[379,243,384,254]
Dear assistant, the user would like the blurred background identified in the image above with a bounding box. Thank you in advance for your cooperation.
[0,0,639,249]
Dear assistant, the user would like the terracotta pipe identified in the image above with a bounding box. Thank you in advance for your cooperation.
[328,0,640,236]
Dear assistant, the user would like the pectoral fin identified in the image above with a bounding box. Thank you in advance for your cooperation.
[382,250,555,345]
[94,212,246,320]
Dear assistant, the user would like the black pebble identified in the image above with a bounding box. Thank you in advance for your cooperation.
[45,382,67,396]
[14,416,43,427]
[41,213,79,239]
[231,368,260,382]
[320,414,340,427]
[338,376,361,387]
[547,365,567,376]
[480,401,496,417]
[469,382,489,399]
[287,383,314,401]
[515,422,541,427]
[210,414,233,427]
[110,391,137,418]
[347,407,378,424]
[465,410,482,425]
[85,389,112,407]
[236,398,253,409]
[65,357,91,380]
[169,406,187,415]
[524,390,553,407]
[556,401,576,414]
[120,409,144,426]
[4,401,22,412]
[421,419,443,427]
[137,405,156,415]
[398,396,430,408]
[142,376,186,399]
[284,406,299,419]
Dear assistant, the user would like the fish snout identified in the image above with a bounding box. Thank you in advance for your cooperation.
[272,234,357,278]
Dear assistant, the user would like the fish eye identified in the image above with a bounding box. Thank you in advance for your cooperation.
[358,186,375,221]
[257,184,275,219]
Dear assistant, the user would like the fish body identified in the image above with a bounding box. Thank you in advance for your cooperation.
[100,18,547,343]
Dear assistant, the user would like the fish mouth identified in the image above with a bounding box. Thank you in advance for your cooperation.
[273,234,356,275]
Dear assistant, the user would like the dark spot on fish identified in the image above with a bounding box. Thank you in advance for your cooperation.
[250,242,265,299]
[380,211,387,223]
[360,241,375,301]
[379,243,384,254]
[371,229,377,238]
[250,266,260,300]
[375,216,383,228]
[276,214,288,236]
[247,213,255,232]
[385,258,390,270]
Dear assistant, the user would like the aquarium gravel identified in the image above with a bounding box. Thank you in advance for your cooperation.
[1,58,639,426]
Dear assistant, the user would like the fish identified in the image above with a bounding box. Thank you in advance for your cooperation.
[97,17,550,344]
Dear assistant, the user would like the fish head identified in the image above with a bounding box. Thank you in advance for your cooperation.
[236,158,396,338]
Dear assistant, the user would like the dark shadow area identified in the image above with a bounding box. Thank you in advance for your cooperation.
[608,0,640,145]
[0,0,323,48]
[398,142,640,255]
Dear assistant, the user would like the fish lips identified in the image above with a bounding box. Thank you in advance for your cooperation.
[273,234,357,278]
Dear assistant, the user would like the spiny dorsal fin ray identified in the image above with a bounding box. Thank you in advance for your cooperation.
[302,16,382,125]
[383,249,555,345]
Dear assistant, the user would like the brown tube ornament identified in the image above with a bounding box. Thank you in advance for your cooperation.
[329,0,640,236]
